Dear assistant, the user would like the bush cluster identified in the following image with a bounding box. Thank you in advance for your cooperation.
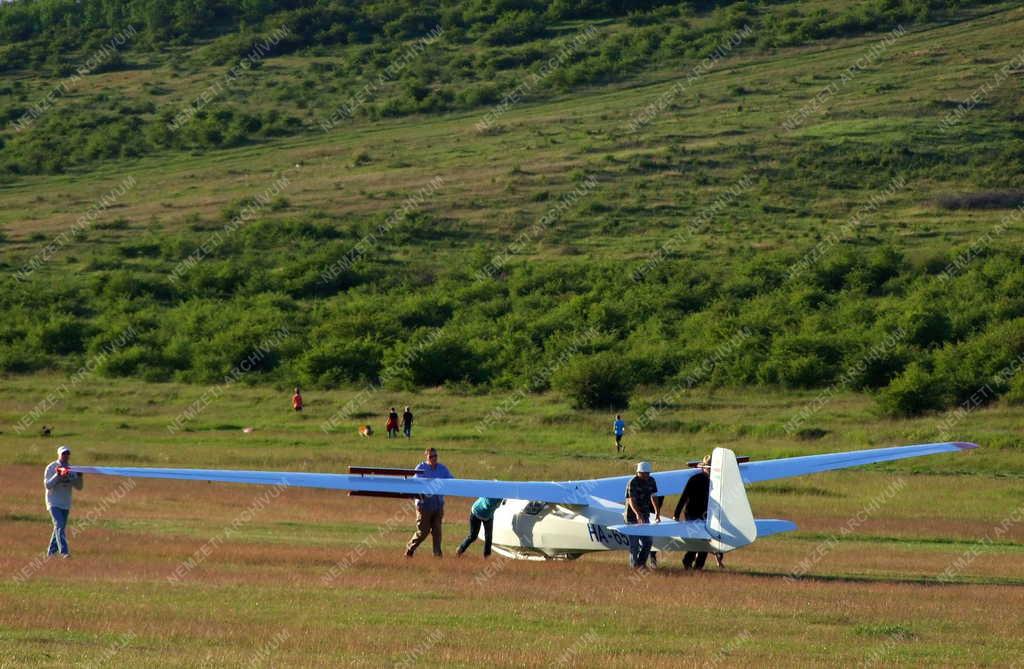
[5,222,1024,417]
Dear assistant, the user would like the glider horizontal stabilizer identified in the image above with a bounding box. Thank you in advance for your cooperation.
[607,518,796,540]
[608,520,712,539]
[754,519,797,537]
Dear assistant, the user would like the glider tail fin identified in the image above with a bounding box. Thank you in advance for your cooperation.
[707,447,757,552]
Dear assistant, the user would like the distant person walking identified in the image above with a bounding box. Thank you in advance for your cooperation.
[292,387,303,412]
[674,454,712,570]
[43,446,83,558]
[405,448,454,558]
[625,461,660,568]
[402,406,414,438]
[386,407,399,438]
[613,414,626,452]
[456,497,503,558]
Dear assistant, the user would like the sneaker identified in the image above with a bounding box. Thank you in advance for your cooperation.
[404,549,414,558]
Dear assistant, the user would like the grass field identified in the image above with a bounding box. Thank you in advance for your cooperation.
[2,375,1023,666]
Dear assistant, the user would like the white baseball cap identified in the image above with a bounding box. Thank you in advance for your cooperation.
[57,445,70,455]
[636,461,652,473]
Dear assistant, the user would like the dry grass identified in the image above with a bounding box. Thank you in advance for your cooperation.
[2,371,1024,666]
[3,457,1024,666]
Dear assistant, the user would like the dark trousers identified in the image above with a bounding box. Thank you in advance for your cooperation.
[628,534,653,568]
[406,507,444,556]
[457,513,493,556]
[683,551,708,570]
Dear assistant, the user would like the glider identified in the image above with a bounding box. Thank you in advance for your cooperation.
[74,441,976,561]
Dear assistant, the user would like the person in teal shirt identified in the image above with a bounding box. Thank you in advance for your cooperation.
[456,497,503,558]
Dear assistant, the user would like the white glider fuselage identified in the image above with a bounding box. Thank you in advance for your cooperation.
[483,447,767,560]
[489,498,707,560]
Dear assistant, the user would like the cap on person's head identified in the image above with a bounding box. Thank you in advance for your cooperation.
[57,445,70,456]
[636,461,652,473]
[701,454,712,467]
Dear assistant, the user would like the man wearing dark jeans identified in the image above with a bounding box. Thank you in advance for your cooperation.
[405,448,453,557]
[402,406,414,438]
[456,497,502,557]
[674,454,711,570]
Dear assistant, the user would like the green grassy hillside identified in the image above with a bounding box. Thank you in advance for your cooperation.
[2,0,1024,419]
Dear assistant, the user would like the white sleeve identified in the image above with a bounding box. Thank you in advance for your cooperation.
[44,464,60,489]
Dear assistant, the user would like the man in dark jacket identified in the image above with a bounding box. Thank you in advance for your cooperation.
[402,406,414,438]
[674,454,711,570]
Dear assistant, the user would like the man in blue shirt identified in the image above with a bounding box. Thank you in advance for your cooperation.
[456,497,503,558]
[404,447,454,558]
[613,414,626,452]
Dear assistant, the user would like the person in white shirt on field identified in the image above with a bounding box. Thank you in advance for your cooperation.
[43,445,83,557]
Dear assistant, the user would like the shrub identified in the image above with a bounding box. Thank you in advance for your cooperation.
[553,351,635,410]
[759,334,843,388]
[1004,374,1024,406]
[876,362,947,417]
[299,339,381,387]
[936,190,1024,210]
[384,334,488,389]
[482,10,546,46]
[37,315,90,355]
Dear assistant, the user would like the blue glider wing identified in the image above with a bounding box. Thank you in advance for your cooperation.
[737,441,977,485]
[71,465,599,505]
[75,441,976,506]
[571,441,976,501]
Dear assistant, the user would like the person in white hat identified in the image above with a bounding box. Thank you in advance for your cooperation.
[624,461,660,568]
[43,445,83,557]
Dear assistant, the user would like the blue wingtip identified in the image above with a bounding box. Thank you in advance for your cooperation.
[952,441,979,450]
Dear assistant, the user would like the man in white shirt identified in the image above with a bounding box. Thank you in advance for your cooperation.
[43,445,83,557]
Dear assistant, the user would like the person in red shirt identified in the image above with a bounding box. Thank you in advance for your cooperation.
[386,407,399,438]
[292,387,303,412]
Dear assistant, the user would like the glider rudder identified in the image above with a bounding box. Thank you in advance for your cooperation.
[707,447,757,552]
